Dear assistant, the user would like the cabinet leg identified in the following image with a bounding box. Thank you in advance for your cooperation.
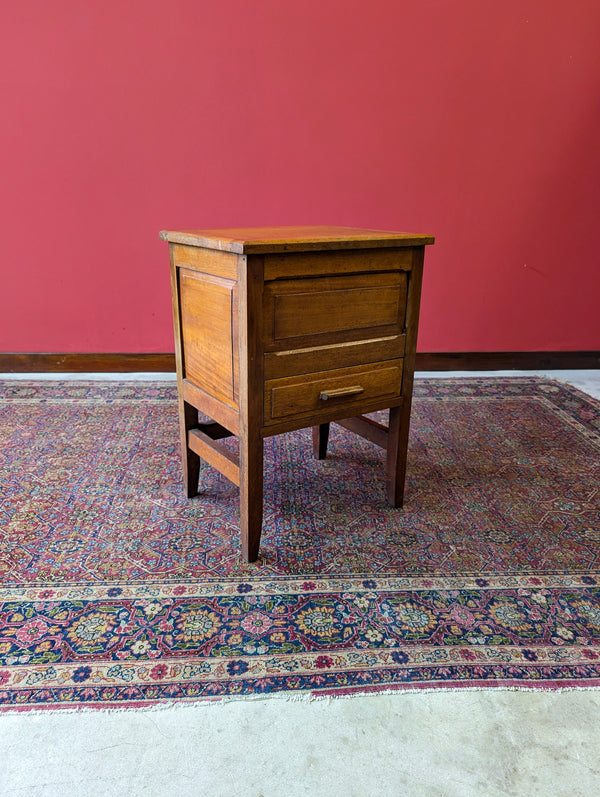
[179,400,200,498]
[239,433,264,562]
[386,405,410,507]
[312,423,330,460]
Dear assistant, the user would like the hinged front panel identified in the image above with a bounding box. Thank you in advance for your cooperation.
[263,272,408,350]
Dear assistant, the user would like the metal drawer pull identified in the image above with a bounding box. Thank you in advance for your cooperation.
[319,385,365,401]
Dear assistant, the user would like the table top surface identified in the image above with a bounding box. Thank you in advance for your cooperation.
[159,225,434,254]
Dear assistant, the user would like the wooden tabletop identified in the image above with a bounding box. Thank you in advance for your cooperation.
[159,225,434,254]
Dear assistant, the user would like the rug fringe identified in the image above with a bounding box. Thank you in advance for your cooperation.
[4,684,600,716]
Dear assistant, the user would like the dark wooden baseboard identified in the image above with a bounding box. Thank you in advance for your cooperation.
[0,353,177,373]
[0,351,599,373]
[415,351,600,371]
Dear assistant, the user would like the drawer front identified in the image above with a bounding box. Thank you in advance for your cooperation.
[263,272,407,349]
[264,360,403,425]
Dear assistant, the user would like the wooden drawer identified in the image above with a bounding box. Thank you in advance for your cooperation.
[263,272,408,350]
[264,360,404,425]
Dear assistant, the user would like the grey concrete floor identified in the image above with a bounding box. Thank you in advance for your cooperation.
[2,690,600,797]
[1,370,599,796]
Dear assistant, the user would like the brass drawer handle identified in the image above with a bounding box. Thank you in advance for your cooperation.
[319,385,365,401]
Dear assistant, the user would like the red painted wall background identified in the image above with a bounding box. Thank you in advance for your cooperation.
[1,0,599,353]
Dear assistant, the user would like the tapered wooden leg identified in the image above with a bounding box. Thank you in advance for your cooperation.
[386,404,411,507]
[179,399,200,498]
[312,423,330,459]
[239,431,263,562]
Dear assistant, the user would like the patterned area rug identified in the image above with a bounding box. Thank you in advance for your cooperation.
[1,377,599,710]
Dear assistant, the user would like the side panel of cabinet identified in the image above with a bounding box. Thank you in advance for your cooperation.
[179,267,239,408]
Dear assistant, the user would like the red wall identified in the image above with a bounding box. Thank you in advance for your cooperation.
[1,0,599,353]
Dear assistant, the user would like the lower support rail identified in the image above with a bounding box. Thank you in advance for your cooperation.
[336,415,389,449]
[188,428,240,486]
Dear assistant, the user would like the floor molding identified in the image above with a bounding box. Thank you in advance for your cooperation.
[415,351,600,371]
[0,351,598,373]
[0,353,177,373]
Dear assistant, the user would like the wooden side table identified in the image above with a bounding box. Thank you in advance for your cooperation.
[160,226,434,562]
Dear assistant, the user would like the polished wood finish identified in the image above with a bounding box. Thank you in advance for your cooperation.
[264,360,404,425]
[171,243,238,280]
[160,226,434,254]
[188,427,240,487]
[163,226,433,561]
[179,269,238,407]
[264,334,405,380]
[263,272,407,344]
[386,245,425,507]
[263,248,413,280]
[170,243,201,499]
[236,253,265,562]
[182,379,239,436]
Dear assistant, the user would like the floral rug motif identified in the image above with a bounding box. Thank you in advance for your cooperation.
[0,378,599,709]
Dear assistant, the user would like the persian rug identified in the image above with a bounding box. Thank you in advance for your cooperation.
[0,377,599,711]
